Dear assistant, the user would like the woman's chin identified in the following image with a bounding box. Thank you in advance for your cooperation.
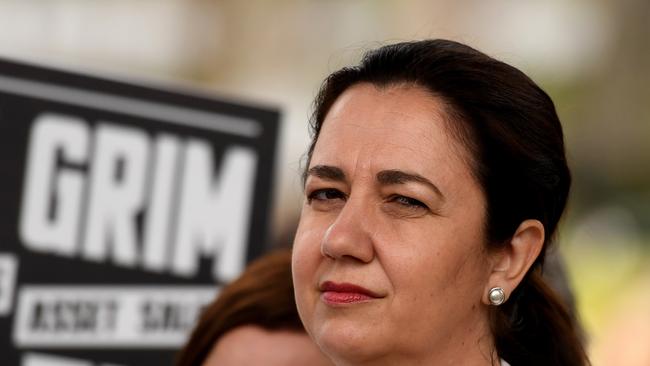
[314,320,386,364]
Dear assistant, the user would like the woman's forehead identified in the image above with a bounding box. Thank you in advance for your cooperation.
[312,83,469,174]
[310,84,471,193]
[324,83,447,127]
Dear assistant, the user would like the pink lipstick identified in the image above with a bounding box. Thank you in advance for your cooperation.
[320,281,382,305]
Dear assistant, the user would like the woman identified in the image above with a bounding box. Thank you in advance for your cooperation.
[176,249,331,366]
[291,40,589,365]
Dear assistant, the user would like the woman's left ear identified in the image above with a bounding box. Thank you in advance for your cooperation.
[483,219,545,305]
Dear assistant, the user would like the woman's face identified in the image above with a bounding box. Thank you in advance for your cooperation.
[292,83,496,364]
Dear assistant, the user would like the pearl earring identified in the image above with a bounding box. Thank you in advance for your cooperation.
[488,287,506,306]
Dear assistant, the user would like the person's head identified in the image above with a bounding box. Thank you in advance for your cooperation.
[292,39,588,365]
[201,324,330,366]
[176,249,331,366]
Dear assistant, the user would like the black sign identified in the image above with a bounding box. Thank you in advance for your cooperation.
[0,58,279,365]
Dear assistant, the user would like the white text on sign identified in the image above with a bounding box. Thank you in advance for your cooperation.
[19,113,258,281]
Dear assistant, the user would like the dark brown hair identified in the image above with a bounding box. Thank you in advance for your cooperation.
[175,249,303,366]
[304,39,589,365]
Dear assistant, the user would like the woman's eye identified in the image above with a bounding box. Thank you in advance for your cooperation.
[391,195,429,210]
[307,188,346,203]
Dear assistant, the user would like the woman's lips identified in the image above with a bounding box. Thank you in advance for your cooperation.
[319,281,382,305]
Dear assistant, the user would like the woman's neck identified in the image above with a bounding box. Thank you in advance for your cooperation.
[327,318,499,366]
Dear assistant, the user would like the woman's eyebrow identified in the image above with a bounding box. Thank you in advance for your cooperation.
[306,165,346,182]
[376,169,445,201]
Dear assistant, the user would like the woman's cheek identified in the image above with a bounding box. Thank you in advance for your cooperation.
[292,227,320,289]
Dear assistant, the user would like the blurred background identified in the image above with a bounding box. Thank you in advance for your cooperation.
[0,0,647,364]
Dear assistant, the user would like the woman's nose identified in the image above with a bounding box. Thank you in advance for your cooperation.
[320,199,375,263]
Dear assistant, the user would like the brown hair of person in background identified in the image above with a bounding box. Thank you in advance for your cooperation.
[175,249,329,366]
